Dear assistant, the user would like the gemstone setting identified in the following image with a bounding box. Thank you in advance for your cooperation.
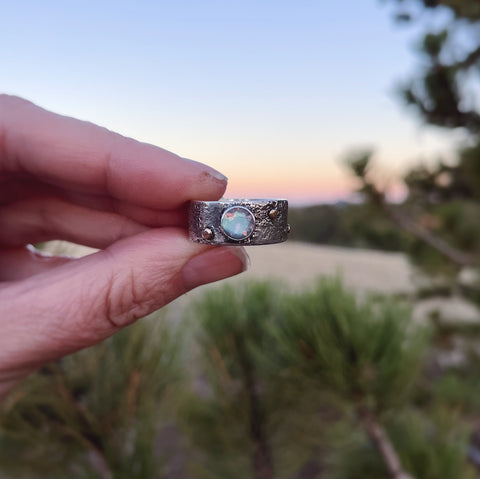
[220,206,256,241]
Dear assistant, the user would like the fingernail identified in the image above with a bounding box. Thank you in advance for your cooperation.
[182,157,228,184]
[182,246,248,290]
[207,167,228,183]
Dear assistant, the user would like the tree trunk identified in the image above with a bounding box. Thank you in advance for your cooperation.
[357,406,414,479]
[235,335,275,479]
[385,205,474,268]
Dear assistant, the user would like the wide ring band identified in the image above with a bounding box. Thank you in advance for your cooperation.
[189,199,289,245]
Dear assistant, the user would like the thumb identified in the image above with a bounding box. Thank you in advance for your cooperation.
[0,228,247,377]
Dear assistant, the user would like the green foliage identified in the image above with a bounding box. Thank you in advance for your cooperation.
[332,439,389,479]
[436,201,480,252]
[278,278,428,414]
[392,409,475,479]
[289,204,344,245]
[180,283,276,479]
[333,409,475,479]
[194,282,282,379]
[347,150,372,179]
[400,197,480,275]
[407,236,458,276]
[422,30,448,58]
[0,315,179,479]
[289,203,408,252]
[387,0,480,134]
[455,144,480,199]
[344,151,385,207]
[181,280,471,479]
[180,282,324,479]
[432,372,480,415]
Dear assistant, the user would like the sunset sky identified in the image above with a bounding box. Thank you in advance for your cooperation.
[1,1,461,204]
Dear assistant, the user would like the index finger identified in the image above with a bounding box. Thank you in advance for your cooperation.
[0,95,227,209]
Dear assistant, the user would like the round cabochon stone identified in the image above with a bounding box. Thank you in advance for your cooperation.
[221,206,256,240]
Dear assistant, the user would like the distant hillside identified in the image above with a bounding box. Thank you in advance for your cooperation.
[288,203,409,252]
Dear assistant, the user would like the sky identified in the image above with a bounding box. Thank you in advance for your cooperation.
[0,0,463,204]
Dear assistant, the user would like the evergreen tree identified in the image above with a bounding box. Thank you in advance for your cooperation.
[346,2,480,476]
[345,0,480,279]
[179,280,475,478]
[0,315,180,479]
[179,282,319,479]
[388,0,480,134]
[279,279,426,479]
[360,0,480,276]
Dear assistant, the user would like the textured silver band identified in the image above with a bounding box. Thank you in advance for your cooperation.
[189,199,289,245]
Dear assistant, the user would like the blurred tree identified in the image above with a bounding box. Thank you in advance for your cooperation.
[288,203,409,252]
[179,280,478,479]
[347,0,480,276]
[332,408,475,479]
[0,315,180,479]
[345,2,480,475]
[279,278,429,479]
[346,150,475,273]
[388,0,480,134]
[179,283,325,479]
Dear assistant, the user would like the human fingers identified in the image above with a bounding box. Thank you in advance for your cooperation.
[0,245,74,281]
[0,197,149,248]
[0,178,188,227]
[0,95,227,208]
[0,228,247,389]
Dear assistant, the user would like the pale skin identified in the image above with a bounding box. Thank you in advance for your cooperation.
[0,95,248,401]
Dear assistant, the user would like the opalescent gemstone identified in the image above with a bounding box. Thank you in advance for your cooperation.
[221,206,255,240]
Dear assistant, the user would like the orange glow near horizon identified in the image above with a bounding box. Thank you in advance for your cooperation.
[224,168,357,204]
[221,161,408,205]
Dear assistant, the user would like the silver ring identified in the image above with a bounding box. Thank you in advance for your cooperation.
[189,199,290,245]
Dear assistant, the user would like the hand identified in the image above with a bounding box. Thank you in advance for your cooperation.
[0,95,247,400]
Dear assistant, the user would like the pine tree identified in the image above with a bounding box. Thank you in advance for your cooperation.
[179,280,475,478]
[344,2,480,476]
[0,314,180,479]
[388,0,480,135]
[179,282,310,479]
[278,278,426,479]
[354,0,480,277]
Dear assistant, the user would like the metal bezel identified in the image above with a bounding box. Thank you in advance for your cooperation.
[220,205,256,241]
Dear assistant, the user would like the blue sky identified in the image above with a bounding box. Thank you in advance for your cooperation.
[0,0,461,203]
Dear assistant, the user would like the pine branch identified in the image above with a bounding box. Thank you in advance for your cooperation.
[409,87,480,133]
[18,374,115,479]
[348,157,476,268]
[56,374,113,479]
[455,45,480,71]
[383,203,475,267]
[357,406,414,479]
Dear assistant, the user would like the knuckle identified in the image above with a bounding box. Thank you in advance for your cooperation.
[0,95,34,120]
[0,95,35,168]
[0,94,29,108]
[100,257,165,329]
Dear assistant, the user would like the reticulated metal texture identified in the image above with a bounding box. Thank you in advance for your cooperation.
[189,199,289,246]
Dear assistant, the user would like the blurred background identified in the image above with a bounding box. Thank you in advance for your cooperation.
[3,1,480,478]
